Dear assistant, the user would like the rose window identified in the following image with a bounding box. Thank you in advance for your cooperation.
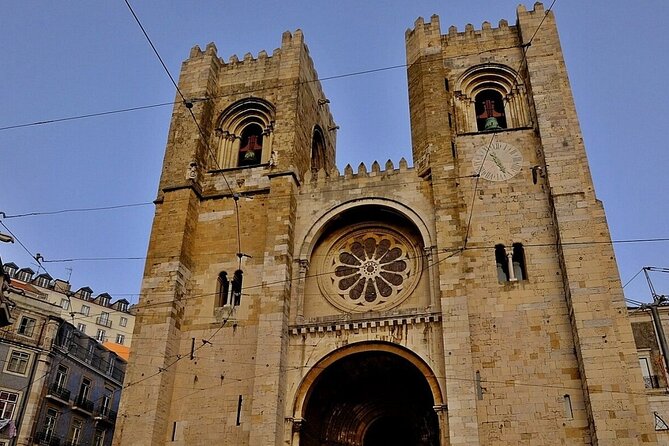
[320,228,420,312]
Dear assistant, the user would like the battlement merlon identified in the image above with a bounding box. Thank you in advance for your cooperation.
[405,3,548,65]
[185,28,305,65]
[405,15,442,67]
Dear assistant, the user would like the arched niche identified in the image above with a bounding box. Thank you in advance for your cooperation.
[213,97,275,168]
[290,342,444,446]
[310,125,326,173]
[454,63,530,132]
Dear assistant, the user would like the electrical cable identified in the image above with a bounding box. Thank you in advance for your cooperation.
[623,268,644,289]
[2,202,154,219]
[0,26,538,135]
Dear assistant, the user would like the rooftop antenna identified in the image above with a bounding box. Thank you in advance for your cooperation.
[65,267,73,282]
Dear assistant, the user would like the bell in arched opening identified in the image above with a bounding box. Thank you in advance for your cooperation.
[238,124,264,166]
[475,90,507,131]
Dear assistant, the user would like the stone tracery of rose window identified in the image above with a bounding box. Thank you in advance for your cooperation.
[321,228,420,312]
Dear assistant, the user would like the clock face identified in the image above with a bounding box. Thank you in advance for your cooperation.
[472,141,523,181]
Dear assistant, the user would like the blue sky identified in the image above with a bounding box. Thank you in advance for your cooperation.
[1,1,667,304]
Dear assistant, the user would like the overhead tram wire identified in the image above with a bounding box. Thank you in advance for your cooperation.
[2,233,660,343]
[0,174,483,220]
[123,0,245,271]
[462,0,558,250]
[0,29,542,134]
[2,202,154,219]
[0,101,174,132]
[0,220,77,325]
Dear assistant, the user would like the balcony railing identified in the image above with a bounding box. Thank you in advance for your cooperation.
[46,382,71,403]
[35,431,61,446]
[95,316,112,328]
[51,341,126,383]
[644,375,660,389]
[95,406,118,424]
[73,395,94,414]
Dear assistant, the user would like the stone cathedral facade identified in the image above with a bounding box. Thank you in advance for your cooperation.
[114,4,657,445]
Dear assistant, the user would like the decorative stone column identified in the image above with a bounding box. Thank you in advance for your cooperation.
[433,404,450,446]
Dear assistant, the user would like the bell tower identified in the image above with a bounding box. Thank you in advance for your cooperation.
[114,31,336,446]
[405,4,655,445]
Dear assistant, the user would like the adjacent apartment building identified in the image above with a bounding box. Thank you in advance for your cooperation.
[0,273,127,446]
[1,264,134,349]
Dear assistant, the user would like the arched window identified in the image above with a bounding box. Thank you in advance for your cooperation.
[216,272,229,307]
[454,64,530,133]
[231,270,243,306]
[238,124,264,166]
[213,98,275,168]
[495,244,509,282]
[512,243,527,281]
[311,126,326,172]
[475,90,506,131]
[495,243,527,283]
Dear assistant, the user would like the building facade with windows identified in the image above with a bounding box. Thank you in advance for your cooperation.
[115,4,657,445]
[1,264,135,349]
[0,282,126,446]
[629,305,669,440]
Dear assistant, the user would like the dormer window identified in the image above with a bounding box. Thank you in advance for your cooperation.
[16,269,33,282]
[238,124,264,166]
[475,90,506,131]
[80,289,91,300]
[118,301,128,312]
[98,295,110,307]
[35,275,51,288]
[3,263,18,278]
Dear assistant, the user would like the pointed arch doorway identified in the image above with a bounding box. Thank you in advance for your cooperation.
[293,344,442,446]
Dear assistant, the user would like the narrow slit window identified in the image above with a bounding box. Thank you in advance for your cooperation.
[563,394,573,419]
[311,126,326,173]
[217,272,229,307]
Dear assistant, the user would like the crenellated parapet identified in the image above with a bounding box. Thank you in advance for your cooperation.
[183,29,323,92]
[302,157,413,188]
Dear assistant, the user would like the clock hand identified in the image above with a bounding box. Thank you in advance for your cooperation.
[489,153,507,173]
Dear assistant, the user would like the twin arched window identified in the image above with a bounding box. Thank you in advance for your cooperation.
[216,270,243,307]
[495,243,527,283]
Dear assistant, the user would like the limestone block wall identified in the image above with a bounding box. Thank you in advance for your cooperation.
[116,4,659,446]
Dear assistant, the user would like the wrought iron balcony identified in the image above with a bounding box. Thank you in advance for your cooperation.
[46,382,71,403]
[95,316,112,328]
[72,395,94,414]
[95,406,118,424]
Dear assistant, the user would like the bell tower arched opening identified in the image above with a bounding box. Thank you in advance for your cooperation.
[299,349,440,446]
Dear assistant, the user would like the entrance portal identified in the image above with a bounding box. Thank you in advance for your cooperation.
[300,350,439,446]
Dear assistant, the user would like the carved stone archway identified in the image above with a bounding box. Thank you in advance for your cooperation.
[292,343,443,446]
